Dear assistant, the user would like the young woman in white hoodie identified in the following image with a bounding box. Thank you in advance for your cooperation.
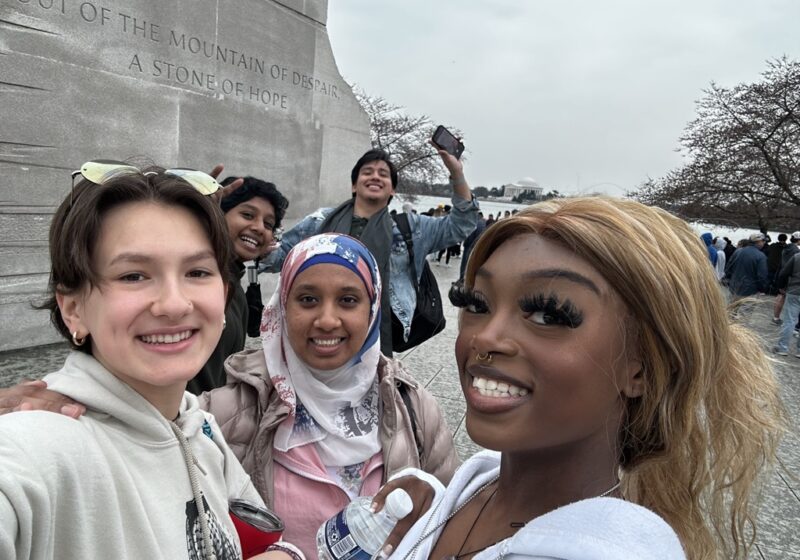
[381,197,785,560]
[0,164,299,560]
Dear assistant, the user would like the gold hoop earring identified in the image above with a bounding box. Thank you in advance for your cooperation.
[476,351,492,363]
[72,331,87,347]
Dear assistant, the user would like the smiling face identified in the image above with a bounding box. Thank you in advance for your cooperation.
[57,202,226,409]
[351,159,395,208]
[455,233,643,455]
[224,197,276,261]
[284,263,371,370]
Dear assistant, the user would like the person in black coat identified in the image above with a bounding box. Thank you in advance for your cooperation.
[187,177,288,394]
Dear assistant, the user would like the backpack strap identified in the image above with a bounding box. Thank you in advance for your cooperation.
[391,212,420,292]
[397,381,424,461]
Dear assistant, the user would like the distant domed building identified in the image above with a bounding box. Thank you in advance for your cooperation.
[503,177,543,200]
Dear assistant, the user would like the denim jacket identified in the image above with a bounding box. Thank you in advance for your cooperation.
[260,194,479,338]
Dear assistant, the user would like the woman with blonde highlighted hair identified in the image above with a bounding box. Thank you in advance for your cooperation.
[385,196,784,560]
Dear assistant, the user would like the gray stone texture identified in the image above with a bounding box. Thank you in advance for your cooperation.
[0,0,369,351]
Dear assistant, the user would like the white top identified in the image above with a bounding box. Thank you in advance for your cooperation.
[0,352,263,560]
[390,451,686,560]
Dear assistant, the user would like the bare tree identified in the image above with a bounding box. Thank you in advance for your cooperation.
[634,57,800,231]
[354,87,464,190]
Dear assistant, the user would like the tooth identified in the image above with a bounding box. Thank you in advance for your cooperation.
[486,380,498,390]
[518,388,529,396]
[472,377,480,388]
[478,388,488,396]
[509,386,520,396]
[497,382,509,392]
[500,392,510,398]
[476,378,487,389]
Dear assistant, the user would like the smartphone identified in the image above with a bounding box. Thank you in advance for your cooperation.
[432,125,465,159]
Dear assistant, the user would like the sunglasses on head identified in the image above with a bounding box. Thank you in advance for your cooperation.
[70,160,221,204]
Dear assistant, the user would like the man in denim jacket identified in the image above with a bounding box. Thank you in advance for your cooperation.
[260,147,478,355]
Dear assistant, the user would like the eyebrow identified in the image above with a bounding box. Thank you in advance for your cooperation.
[361,165,388,173]
[476,267,601,295]
[240,202,275,217]
[292,283,364,294]
[108,250,216,267]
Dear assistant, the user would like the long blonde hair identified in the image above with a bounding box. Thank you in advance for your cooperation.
[466,197,786,559]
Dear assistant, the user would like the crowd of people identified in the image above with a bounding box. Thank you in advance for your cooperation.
[0,144,789,560]
[701,229,800,356]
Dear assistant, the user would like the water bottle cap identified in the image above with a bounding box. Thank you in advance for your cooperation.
[384,489,413,520]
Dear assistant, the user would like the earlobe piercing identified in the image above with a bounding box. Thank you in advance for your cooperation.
[72,331,87,346]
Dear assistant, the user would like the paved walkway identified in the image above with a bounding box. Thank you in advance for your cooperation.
[0,258,798,557]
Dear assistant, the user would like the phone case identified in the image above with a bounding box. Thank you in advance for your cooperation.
[433,125,464,159]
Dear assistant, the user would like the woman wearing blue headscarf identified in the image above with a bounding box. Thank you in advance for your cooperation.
[201,234,459,559]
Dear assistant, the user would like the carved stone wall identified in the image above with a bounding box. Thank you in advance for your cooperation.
[0,0,370,351]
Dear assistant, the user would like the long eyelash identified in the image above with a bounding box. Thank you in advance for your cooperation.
[450,288,488,313]
[519,294,583,328]
[448,286,471,308]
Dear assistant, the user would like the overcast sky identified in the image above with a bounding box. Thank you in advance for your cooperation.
[327,0,799,196]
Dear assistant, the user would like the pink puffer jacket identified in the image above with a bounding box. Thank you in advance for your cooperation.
[200,348,460,508]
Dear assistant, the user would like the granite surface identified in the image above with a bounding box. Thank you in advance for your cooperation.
[0,0,369,351]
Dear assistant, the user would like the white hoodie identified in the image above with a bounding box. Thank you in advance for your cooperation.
[391,451,686,560]
[0,352,264,560]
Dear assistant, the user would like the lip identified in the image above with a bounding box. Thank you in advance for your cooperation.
[137,328,198,354]
[138,326,198,337]
[465,364,533,391]
[238,234,264,250]
[463,364,533,414]
[308,336,347,356]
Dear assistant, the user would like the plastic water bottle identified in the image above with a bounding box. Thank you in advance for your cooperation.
[317,489,413,560]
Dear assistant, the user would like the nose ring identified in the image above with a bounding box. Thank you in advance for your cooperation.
[476,352,492,363]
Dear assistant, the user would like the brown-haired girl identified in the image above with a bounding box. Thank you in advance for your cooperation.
[0,165,296,560]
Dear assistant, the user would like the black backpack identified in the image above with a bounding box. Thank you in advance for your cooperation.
[390,213,446,352]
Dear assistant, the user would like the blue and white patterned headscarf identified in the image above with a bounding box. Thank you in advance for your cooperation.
[260,234,383,466]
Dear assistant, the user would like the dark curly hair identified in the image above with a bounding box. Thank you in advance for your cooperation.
[220,176,289,229]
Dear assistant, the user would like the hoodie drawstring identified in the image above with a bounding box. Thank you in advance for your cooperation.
[170,420,217,560]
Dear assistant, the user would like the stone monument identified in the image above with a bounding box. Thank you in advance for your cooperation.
[0,0,370,351]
